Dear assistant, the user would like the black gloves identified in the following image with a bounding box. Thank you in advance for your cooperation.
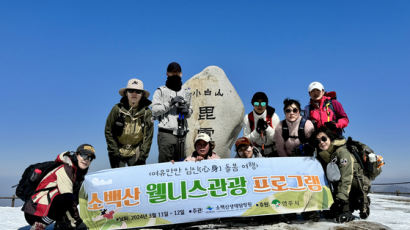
[325,121,337,131]
[256,118,268,134]
[302,143,315,156]
[75,220,88,230]
[170,96,184,106]
[330,198,347,212]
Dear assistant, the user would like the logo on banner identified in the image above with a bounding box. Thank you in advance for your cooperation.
[272,199,281,208]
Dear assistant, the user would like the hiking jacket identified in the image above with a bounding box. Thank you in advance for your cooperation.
[317,139,364,202]
[105,97,154,160]
[152,86,192,135]
[243,109,280,154]
[304,96,349,129]
[274,116,315,157]
[23,152,79,217]
[184,152,220,161]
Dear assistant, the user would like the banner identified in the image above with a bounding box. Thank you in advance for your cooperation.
[79,157,333,229]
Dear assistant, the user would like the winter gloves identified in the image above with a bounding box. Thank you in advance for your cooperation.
[330,198,355,223]
[256,118,268,134]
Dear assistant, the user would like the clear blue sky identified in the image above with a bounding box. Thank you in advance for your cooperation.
[1,1,410,205]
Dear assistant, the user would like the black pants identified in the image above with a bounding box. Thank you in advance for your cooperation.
[25,193,75,225]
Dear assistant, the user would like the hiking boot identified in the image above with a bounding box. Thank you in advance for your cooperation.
[30,222,46,230]
[335,212,355,223]
[360,196,371,219]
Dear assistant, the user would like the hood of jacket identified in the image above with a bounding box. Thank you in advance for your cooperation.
[318,139,346,163]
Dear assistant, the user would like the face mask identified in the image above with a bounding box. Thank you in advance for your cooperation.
[166,75,182,91]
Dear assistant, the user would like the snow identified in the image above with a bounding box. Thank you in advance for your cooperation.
[2,194,408,230]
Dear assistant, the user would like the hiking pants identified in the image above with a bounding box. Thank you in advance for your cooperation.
[24,193,76,225]
[158,130,185,163]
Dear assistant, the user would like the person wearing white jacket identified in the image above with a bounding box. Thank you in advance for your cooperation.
[243,92,280,157]
[152,62,192,162]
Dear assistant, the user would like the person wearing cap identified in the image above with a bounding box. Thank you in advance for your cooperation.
[242,92,280,157]
[274,98,315,157]
[105,78,154,168]
[152,62,192,162]
[303,81,349,137]
[184,133,220,161]
[23,144,96,230]
[234,137,262,158]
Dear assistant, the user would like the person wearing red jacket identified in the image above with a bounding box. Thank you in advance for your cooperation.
[303,81,349,137]
[23,144,96,230]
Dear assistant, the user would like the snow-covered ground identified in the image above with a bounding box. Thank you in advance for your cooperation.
[2,194,408,230]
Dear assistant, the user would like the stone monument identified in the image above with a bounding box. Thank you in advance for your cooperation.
[183,66,244,158]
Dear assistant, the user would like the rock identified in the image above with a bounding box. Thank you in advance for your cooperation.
[183,66,244,158]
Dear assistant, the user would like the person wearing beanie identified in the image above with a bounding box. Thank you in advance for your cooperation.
[152,62,193,162]
[105,78,154,168]
[184,133,220,161]
[242,92,280,157]
[303,81,349,137]
[234,137,262,158]
[23,144,96,230]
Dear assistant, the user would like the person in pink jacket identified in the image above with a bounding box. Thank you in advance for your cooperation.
[274,99,315,157]
[184,133,220,161]
[303,81,349,137]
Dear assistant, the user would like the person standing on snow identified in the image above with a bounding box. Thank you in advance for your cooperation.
[303,81,349,137]
[105,78,154,168]
[152,62,192,162]
[23,144,96,230]
[242,92,280,157]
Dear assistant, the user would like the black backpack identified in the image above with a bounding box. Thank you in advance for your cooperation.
[15,161,62,202]
[345,137,383,180]
[282,117,307,143]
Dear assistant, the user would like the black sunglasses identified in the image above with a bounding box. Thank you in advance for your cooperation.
[316,136,328,143]
[127,89,143,94]
[80,153,94,162]
[285,108,299,113]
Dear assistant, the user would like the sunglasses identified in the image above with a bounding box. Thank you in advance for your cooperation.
[127,89,143,94]
[80,153,94,162]
[316,136,328,143]
[285,108,299,114]
[253,102,266,107]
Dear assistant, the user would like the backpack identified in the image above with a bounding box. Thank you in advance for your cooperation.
[281,117,307,143]
[15,161,62,202]
[304,91,337,122]
[248,106,275,131]
[345,137,384,180]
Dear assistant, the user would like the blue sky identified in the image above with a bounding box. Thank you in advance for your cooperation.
[1,1,410,205]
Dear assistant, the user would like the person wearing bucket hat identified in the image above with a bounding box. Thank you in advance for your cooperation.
[234,137,262,158]
[23,144,95,230]
[184,133,220,161]
[152,62,193,162]
[303,81,349,137]
[105,78,154,168]
[242,92,280,157]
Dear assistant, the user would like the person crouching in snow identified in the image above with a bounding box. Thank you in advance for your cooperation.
[23,144,96,230]
[184,133,220,161]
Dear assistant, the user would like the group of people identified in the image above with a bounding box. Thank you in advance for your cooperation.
[23,61,372,229]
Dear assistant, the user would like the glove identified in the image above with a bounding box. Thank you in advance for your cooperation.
[256,118,268,133]
[335,212,355,223]
[325,121,337,131]
[178,103,190,115]
[330,198,349,215]
[302,143,315,156]
[170,96,184,106]
[75,220,88,230]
